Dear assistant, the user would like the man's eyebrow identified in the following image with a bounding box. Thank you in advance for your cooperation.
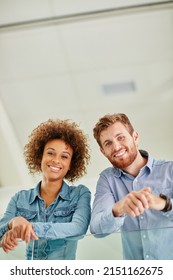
[102,139,111,146]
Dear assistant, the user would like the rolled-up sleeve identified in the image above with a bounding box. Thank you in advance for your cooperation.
[90,174,125,234]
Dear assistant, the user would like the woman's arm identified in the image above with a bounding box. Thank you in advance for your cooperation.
[0,192,38,252]
[32,186,91,240]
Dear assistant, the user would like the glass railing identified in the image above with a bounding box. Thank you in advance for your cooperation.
[0,239,26,260]
[1,227,173,260]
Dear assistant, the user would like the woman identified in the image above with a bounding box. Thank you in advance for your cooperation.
[0,119,91,259]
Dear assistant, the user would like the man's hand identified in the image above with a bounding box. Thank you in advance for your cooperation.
[141,191,168,211]
[112,187,151,217]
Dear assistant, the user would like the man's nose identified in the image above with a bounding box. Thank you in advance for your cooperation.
[112,140,121,151]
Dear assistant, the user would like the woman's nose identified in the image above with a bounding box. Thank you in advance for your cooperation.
[52,157,60,164]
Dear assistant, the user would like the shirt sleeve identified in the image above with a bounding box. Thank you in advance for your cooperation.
[32,186,91,240]
[90,173,125,235]
[0,194,18,238]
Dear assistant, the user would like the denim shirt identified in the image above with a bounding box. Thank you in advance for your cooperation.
[0,181,91,260]
[90,150,173,259]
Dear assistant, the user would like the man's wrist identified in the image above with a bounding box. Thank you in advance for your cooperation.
[159,194,172,212]
[112,202,124,217]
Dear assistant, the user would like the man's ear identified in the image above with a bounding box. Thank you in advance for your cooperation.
[100,146,106,156]
[133,131,139,143]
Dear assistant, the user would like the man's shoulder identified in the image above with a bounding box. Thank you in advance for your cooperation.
[153,159,173,166]
[152,159,173,172]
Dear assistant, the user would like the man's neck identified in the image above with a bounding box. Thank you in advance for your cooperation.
[122,152,147,177]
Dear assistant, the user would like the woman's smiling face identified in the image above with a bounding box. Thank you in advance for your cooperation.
[41,139,73,182]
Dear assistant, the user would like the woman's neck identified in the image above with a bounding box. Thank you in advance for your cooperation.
[40,179,63,207]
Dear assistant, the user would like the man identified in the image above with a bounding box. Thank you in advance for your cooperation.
[90,113,173,259]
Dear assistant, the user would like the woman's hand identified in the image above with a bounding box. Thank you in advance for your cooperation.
[8,216,38,243]
[1,216,38,253]
[1,229,19,252]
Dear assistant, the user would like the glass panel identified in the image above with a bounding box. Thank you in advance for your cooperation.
[32,227,173,260]
[1,227,173,260]
[0,239,26,260]
[77,232,123,260]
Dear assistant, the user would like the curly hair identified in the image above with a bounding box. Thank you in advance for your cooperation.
[24,119,90,182]
[93,113,134,147]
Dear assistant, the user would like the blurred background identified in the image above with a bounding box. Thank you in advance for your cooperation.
[0,0,173,228]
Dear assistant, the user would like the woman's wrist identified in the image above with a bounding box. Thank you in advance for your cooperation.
[8,218,14,230]
[8,221,12,230]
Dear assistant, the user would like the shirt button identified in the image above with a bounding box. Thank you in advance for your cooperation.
[140,215,144,219]
[145,255,149,259]
[45,225,50,230]
[143,234,146,239]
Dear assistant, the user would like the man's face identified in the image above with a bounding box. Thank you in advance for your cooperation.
[99,122,139,169]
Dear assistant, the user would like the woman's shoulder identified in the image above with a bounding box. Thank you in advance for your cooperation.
[13,185,37,199]
[68,183,91,195]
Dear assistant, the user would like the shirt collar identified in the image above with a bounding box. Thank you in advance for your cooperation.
[29,182,41,204]
[29,180,71,204]
[140,149,153,172]
[59,181,71,201]
[113,149,153,178]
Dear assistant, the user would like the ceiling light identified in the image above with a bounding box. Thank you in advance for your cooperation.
[102,81,136,95]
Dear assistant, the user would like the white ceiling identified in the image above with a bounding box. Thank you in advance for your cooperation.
[0,0,173,188]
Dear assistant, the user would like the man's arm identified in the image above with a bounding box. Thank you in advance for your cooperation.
[90,174,125,235]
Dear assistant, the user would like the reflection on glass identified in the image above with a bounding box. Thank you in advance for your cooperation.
[0,239,26,260]
[77,227,173,260]
[27,236,83,260]
[120,227,173,260]
[1,227,173,260]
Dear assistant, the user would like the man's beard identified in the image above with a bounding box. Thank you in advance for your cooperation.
[109,146,138,169]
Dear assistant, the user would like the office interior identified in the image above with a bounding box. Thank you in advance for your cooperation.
[0,0,173,259]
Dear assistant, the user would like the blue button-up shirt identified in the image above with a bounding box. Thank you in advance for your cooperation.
[90,150,173,259]
[0,181,91,260]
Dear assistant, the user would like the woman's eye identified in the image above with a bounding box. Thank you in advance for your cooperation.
[47,151,53,155]
[62,155,68,159]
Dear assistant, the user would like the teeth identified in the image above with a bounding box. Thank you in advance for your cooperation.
[49,166,61,171]
[115,150,126,157]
